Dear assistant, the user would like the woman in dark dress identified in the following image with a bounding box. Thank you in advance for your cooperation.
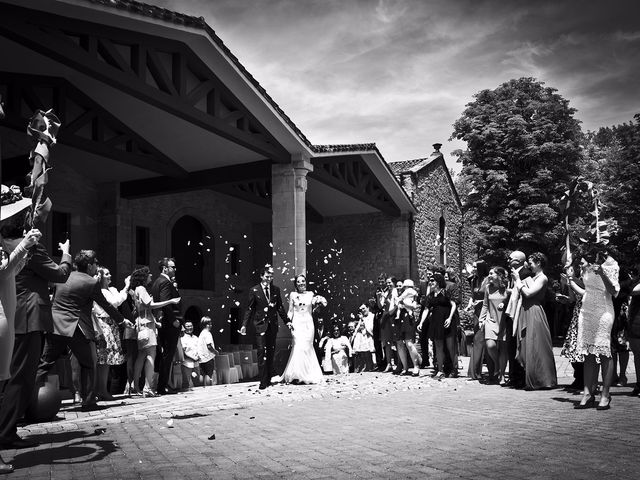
[418,272,457,379]
[513,252,557,390]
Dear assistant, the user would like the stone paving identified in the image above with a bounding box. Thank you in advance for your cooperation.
[3,350,639,479]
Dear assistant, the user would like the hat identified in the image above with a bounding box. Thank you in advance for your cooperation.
[402,279,415,288]
[1,185,31,222]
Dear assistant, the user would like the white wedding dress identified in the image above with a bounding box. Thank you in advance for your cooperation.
[281,291,324,384]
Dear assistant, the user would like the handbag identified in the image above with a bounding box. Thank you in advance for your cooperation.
[136,318,152,349]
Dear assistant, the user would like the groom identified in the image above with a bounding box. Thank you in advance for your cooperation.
[240,264,288,389]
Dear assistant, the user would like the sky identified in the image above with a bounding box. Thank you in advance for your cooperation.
[153,0,640,173]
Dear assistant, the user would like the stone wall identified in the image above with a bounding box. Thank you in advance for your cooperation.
[306,212,414,326]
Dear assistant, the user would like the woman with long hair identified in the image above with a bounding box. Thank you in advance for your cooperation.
[418,272,457,379]
[574,247,619,409]
[480,266,510,384]
[92,266,128,400]
[467,260,490,380]
[129,266,180,396]
[513,252,557,390]
[377,276,398,372]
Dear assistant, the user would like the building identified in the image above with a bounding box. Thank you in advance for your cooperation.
[0,0,423,369]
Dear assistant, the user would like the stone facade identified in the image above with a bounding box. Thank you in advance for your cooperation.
[389,150,472,304]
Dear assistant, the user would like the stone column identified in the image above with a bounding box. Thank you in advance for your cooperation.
[270,153,313,373]
[270,154,313,284]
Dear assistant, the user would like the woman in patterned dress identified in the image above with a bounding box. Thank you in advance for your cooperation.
[575,247,620,410]
[560,263,585,390]
[93,267,127,401]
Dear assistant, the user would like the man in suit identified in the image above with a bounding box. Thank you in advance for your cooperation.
[35,250,133,409]
[240,264,288,389]
[505,250,531,389]
[150,257,181,395]
[0,210,72,449]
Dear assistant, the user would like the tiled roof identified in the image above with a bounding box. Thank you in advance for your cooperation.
[312,143,377,154]
[83,0,313,148]
[388,154,443,176]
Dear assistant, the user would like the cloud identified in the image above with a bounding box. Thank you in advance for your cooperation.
[151,0,640,169]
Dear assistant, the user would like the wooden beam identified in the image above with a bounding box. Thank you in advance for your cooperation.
[310,158,400,216]
[120,160,272,198]
[0,7,290,162]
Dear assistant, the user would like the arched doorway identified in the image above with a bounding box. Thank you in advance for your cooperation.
[184,305,203,335]
[171,215,210,290]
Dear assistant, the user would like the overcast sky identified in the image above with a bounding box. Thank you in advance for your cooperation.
[155,0,640,172]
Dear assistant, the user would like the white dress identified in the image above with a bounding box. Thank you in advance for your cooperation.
[281,291,324,384]
[576,257,620,358]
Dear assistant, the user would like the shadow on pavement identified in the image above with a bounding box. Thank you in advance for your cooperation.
[11,430,119,467]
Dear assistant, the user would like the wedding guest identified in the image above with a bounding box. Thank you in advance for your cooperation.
[198,316,218,386]
[376,276,398,372]
[480,267,510,384]
[611,267,633,386]
[321,324,352,374]
[93,266,128,400]
[417,267,435,368]
[352,304,375,372]
[0,203,41,472]
[131,267,180,397]
[505,251,530,388]
[575,247,619,409]
[394,279,421,376]
[36,250,131,410]
[418,272,457,379]
[466,260,489,380]
[181,321,201,389]
[0,207,71,450]
[118,291,138,396]
[373,274,387,371]
[513,252,557,391]
[559,263,585,390]
[627,265,640,397]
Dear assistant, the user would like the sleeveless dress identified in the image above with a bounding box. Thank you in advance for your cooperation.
[481,285,509,341]
[576,257,619,358]
[518,274,557,390]
[281,291,324,384]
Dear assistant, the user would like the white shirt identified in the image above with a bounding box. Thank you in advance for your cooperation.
[198,329,216,363]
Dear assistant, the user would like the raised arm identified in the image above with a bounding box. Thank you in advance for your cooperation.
[519,274,547,298]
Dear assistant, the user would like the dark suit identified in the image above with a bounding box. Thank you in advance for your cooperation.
[36,271,125,405]
[0,243,72,445]
[242,282,286,387]
[506,266,532,388]
[150,274,181,393]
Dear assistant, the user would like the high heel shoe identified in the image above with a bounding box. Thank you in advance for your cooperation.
[574,394,595,409]
[142,389,158,398]
[0,456,14,474]
[596,395,612,411]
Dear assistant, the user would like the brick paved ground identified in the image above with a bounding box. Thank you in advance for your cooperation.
[3,351,639,479]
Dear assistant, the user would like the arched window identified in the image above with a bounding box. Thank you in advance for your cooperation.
[439,216,446,265]
[171,215,209,290]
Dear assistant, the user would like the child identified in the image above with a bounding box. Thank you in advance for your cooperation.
[198,316,218,386]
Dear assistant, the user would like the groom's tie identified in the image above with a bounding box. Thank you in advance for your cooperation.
[264,285,270,303]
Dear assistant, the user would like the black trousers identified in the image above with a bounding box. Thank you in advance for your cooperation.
[37,330,97,405]
[255,323,277,387]
[373,313,385,370]
[157,328,179,392]
[0,332,43,443]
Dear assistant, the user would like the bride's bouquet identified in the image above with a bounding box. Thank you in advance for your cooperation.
[312,295,328,308]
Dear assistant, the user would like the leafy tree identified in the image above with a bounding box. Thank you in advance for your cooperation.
[451,78,583,264]
[582,115,640,264]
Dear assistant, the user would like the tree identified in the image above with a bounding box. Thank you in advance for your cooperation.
[581,114,640,264]
[451,78,583,264]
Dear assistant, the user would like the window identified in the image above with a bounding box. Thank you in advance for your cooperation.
[230,243,240,274]
[439,216,446,265]
[135,226,150,266]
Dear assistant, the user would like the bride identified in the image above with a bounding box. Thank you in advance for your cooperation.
[280,274,326,384]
